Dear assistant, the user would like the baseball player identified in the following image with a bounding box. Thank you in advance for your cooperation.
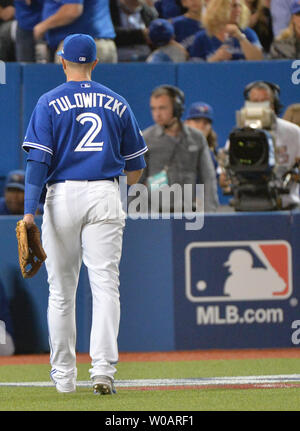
[21,33,147,394]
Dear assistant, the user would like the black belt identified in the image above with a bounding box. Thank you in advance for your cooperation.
[47,178,116,186]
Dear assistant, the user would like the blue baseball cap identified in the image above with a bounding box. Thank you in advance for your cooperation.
[5,170,25,191]
[149,19,174,46]
[57,34,97,63]
[291,0,300,14]
[186,102,214,122]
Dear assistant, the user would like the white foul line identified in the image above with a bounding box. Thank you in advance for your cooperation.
[0,375,300,388]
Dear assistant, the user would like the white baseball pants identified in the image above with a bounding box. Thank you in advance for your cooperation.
[42,179,125,382]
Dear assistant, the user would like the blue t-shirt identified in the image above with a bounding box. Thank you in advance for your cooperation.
[170,15,202,54]
[190,27,262,61]
[23,80,148,183]
[14,0,43,30]
[43,0,116,49]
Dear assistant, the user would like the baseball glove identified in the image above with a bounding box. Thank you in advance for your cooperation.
[16,220,47,278]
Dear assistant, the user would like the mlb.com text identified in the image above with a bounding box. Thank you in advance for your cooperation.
[197,305,283,325]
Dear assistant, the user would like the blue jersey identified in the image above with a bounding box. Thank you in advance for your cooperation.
[14,0,43,30]
[23,80,148,183]
[170,15,203,54]
[43,0,116,49]
[190,27,262,61]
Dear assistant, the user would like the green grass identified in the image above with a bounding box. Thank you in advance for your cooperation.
[0,358,300,411]
[1,386,300,412]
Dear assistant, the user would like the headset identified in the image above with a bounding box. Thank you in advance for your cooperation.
[151,84,185,119]
[243,81,282,115]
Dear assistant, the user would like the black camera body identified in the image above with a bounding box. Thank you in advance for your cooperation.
[229,127,275,176]
[227,127,283,212]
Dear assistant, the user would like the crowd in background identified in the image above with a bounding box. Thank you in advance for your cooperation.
[0,0,299,63]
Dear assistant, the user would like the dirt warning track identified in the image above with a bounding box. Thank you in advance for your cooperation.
[0,348,299,367]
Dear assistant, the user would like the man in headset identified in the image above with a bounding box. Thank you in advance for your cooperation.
[140,85,219,213]
[220,81,300,210]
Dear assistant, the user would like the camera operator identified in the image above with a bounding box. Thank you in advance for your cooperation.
[219,81,300,210]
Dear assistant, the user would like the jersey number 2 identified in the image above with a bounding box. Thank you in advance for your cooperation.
[75,113,104,152]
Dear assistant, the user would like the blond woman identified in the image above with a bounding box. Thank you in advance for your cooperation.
[190,0,263,61]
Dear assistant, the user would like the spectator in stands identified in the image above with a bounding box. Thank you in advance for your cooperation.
[146,18,188,62]
[283,103,300,127]
[110,0,158,61]
[269,0,300,59]
[14,0,44,62]
[190,0,263,62]
[0,0,16,61]
[270,0,293,38]
[0,170,43,215]
[184,101,218,157]
[184,101,220,183]
[170,0,203,56]
[0,170,25,215]
[141,85,219,212]
[245,0,273,53]
[154,0,186,18]
[0,278,15,356]
[34,0,117,63]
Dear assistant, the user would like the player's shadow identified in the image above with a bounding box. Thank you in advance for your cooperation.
[9,270,41,354]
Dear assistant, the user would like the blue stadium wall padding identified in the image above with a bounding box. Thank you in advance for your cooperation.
[1,212,300,353]
[3,60,299,174]
[177,60,298,148]
[0,64,22,176]
[18,60,299,203]
[21,60,299,149]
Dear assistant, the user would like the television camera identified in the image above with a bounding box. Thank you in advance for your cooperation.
[219,101,299,211]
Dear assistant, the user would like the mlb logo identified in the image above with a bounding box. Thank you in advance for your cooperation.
[185,240,292,302]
